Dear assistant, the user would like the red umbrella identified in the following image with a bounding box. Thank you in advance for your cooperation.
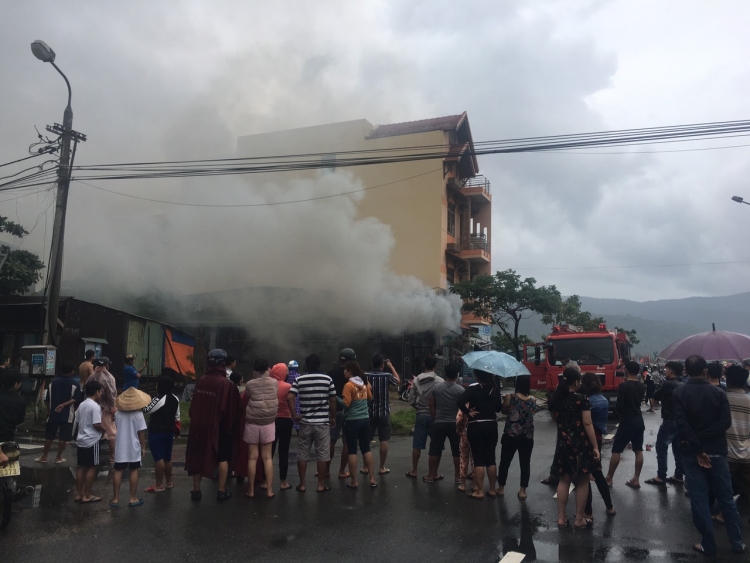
[660,325,750,361]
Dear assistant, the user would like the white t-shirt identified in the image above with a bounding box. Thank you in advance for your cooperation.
[114,410,147,463]
[75,398,103,448]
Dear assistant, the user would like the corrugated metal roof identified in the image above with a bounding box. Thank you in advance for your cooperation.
[366,113,466,139]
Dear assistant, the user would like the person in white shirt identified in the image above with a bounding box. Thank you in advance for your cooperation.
[74,381,104,503]
[110,387,150,508]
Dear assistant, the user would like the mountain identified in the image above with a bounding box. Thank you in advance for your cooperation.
[512,292,750,357]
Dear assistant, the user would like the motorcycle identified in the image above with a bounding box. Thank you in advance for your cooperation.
[1,442,33,530]
[399,377,413,402]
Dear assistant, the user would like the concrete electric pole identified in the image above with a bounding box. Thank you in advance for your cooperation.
[31,40,86,345]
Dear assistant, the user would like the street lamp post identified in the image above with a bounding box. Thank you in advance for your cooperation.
[732,196,750,206]
[31,40,85,346]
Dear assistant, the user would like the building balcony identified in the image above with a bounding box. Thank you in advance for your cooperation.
[463,175,491,203]
[446,236,462,255]
[461,236,490,262]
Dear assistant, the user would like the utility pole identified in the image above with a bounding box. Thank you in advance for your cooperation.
[31,41,86,345]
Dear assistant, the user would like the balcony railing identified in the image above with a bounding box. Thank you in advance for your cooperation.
[464,235,489,252]
[465,175,491,196]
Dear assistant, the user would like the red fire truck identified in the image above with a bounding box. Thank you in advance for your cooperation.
[522,323,632,407]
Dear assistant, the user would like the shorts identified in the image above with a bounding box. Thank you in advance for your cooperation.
[45,420,73,442]
[369,416,391,442]
[467,421,498,467]
[77,443,100,467]
[428,421,460,458]
[243,422,276,445]
[612,418,645,454]
[412,414,433,450]
[148,432,174,463]
[344,419,371,455]
[113,461,141,471]
[298,423,331,462]
[330,411,344,443]
[217,430,233,463]
[100,409,117,440]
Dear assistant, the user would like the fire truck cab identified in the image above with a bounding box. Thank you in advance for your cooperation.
[522,323,632,407]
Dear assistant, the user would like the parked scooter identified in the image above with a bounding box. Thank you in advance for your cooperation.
[1,442,33,530]
[399,377,413,402]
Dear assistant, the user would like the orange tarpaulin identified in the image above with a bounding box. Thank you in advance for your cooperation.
[164,328,195,378]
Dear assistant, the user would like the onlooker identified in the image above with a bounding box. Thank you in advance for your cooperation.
[111,387,150,508]
[646,361,684,486]
[497,375,539,499]
[270,363,293,491]
[457,370,502,499]
[287,360,301,432]
[243,358,278,499]
[288,353,337,493]
[406,357,444,479]
[725,364,750,497]
[549,368,600,529]
[78,350,95,387]
[606,361,646,489]
[123,354,148,391]
[184,349,243,502]
[35,363,79,464]
[579,372,615,518]
[425,363,464,484]
[674,355,745,556]
[456,409,473,492]
[707,362,725,390]
[365,354,400,475]
[341,361,376,489]
[327,348,356,479]
[74,380,104,503]
[88,357,118,466]
[225,355,237,380]
[142,376,180,493]
[645,373,656,413]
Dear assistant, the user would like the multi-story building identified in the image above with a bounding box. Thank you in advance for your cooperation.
[236,112,493,338]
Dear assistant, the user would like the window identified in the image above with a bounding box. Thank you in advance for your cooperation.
[446,267,455,286]
[447,203,456,236]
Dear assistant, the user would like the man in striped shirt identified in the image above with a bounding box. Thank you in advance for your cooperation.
[365,354,400,475]
[287,353,337,493]
[726,365,750,496]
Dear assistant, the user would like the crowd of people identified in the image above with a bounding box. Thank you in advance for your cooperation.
[1,348,750,556]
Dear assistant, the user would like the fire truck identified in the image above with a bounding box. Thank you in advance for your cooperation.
[522,323,632,407]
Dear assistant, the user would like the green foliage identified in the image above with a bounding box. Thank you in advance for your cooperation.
[451,269,561,360]
[0,216,45,296]
[615,327,640,346]
[390,409,416,435]
[553,295,606,331]
[491,332,533,354]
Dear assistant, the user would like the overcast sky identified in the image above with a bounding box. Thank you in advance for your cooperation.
[2,0,750,305]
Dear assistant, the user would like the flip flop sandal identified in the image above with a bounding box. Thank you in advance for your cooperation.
[109,500,119,508]
[422,476,438,483]
[266,493,276,499]
[692,544,714,556]
[338,473,351,480]
[245,493,255,499]
[55,459,66,464]
[165,483,175,489]
[81,496,102,504]
[557,519,569,528]
[359,469,369,475]
[128,498,144,507]
[145,485,165,493]
[378,468,391,475]
[625,480,641,489]
[405,472,417,479]
[370,482,378,488]
[34,458,48,464]
[644,478,666,486]
[295,485,306,493]
[467,493,484,500]
[216,490,232,501]
[346,483,358,489]
[316,485,331,493]
[574,518,593,530]
[280,484,292,490]
[667,477,684,485]
[190,490,202,501]
[518,492,528,499]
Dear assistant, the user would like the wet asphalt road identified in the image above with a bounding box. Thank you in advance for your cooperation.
[3,409,750,563]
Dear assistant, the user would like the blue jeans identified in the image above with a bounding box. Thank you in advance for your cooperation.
[656,420,683,480]
[682,453,744,554]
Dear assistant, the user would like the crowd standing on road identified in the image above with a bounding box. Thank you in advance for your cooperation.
[3,348,750,557]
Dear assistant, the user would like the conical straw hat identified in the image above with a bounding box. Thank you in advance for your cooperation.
[115,387,152,411]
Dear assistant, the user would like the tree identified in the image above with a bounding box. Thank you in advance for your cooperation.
[450,270,561,360]
[614,327,640,346]
[0,216,44,296]
[552,295,606,331]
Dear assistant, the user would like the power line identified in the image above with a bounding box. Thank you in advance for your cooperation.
[512,260,750,270]
[73,167,443,207]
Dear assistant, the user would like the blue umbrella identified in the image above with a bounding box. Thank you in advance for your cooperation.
[461,350,531,378]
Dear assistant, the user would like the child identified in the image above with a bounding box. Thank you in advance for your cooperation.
[111,387,150,508]
[35,363,80,464]
[74,380,104,503]
[142,376,180,492]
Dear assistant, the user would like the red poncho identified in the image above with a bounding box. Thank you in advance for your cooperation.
[185,367,242,478]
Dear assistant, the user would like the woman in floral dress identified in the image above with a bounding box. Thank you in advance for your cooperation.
[497,375,538,499]
[549,367,600,529]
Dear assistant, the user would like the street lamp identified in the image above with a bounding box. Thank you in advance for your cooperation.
[31,40,80,346]
[732,196,750,206]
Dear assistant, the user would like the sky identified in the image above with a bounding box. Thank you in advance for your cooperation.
[2,0,750,317]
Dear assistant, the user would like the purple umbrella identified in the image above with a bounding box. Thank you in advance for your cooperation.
[660,325,750,361]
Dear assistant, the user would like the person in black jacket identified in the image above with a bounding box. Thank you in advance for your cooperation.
[457,370,502,499]
[645,361,684,486]
[142,376,181,493]
[673,355,745,556]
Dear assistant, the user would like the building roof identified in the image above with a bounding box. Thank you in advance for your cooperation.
[366,113,467,139]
